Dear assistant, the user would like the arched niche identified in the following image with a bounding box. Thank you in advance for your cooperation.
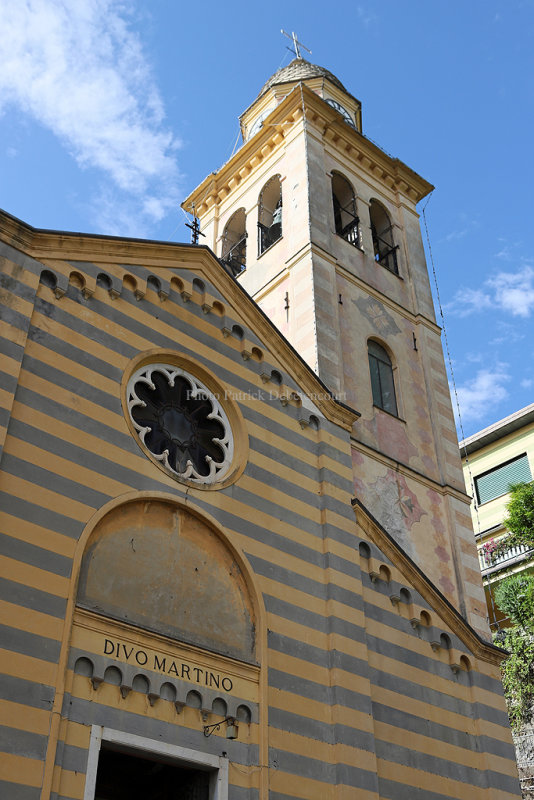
[331,172,360,247]
[77,498,256,663]
[369,199,398,274]
[221,208,247,275]
[258,175,282,255]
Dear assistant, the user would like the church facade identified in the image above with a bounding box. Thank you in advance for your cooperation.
[0,59,521,799]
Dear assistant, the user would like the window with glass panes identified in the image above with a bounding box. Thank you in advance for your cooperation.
[368,340,398,416]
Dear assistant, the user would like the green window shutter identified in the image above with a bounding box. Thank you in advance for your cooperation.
[475,454,532,505]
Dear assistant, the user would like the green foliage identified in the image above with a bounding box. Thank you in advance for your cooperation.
[494,573,534,729]
[503,481,534,550]
[494,573,534,629]
[491,483,534,730]
[497,627,534,730]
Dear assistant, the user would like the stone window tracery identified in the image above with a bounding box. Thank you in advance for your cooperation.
[127,364,233,484]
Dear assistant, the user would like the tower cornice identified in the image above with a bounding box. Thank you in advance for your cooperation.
[183,84,433,218]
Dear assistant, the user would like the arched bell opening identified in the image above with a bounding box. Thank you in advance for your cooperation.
[258,175,282,255]
[369,199,398,274]
[221,208,247,276]
[332,172,360,247]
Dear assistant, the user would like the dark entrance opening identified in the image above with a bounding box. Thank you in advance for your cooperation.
[95,746,211,800]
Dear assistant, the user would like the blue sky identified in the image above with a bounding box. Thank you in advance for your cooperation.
[1,0,533,438]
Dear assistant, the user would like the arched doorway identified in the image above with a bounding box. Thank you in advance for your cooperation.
[52,495,265,800]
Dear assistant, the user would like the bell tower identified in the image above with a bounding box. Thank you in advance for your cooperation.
[183,59,488,635]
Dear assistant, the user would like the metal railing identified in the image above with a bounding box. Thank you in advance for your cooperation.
[258,221,282,255]
[336,215,360,248]
[222,235,246,276]
[372,227,398,274]
[478,540,533,573]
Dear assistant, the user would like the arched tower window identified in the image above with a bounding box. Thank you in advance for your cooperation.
[221,208,247,275]
[369,200,398,274]
[258,175,282,255]
[332,173,360,247]
[368,340,398,416]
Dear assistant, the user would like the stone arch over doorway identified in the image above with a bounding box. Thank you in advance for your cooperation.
[40,493,267,800]
[77,497,257,663]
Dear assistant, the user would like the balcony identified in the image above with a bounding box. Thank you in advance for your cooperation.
[337,216,360,248]
[372,227,398,274]
[478,539,534,576]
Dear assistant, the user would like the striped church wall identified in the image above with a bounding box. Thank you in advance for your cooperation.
[0,222,520,799]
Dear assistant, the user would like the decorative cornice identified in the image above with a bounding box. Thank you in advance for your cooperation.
[183,84,433,218]
[0,208,214,267]
[0,208,359,432]
[352,498,506,666]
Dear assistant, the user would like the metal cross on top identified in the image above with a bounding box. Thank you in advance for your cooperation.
[185,213,205,245]
[281,30,312,60]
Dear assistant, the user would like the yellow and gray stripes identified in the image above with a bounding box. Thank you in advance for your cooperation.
[0,215,521,799]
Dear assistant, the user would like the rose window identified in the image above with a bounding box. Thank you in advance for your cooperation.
[127,365,233,484]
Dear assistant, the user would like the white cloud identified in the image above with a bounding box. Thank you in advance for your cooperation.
[521,378,533,389]
[0,0,180,232]
[439,213,480,245]
[444,287,493,316]
[87,183,181,238]
[453,364,510,423]
[488,319,527,346]
[464,352,485,364]
[494,245,514,260]
[493,239,529,262]
[443,228,469,243]
[487,266,534,317]
[446,265,534,318]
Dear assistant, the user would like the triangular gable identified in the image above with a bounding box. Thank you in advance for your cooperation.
[0,209,358,433]
[353,497,504,667]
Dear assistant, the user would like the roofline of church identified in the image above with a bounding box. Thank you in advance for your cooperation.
[0,207,360,430]
[184,83,433,214]
[0,206,233,265]
[352,498,506,664]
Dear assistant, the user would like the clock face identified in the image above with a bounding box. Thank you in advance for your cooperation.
[247,107,274,139]
[325,98,355,128]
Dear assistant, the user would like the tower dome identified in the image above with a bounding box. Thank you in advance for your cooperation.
[240,57,361,141]
[256,57,348,101]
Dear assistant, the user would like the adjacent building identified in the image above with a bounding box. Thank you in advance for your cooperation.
[460,403,534,630]
[0,57,522,799]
